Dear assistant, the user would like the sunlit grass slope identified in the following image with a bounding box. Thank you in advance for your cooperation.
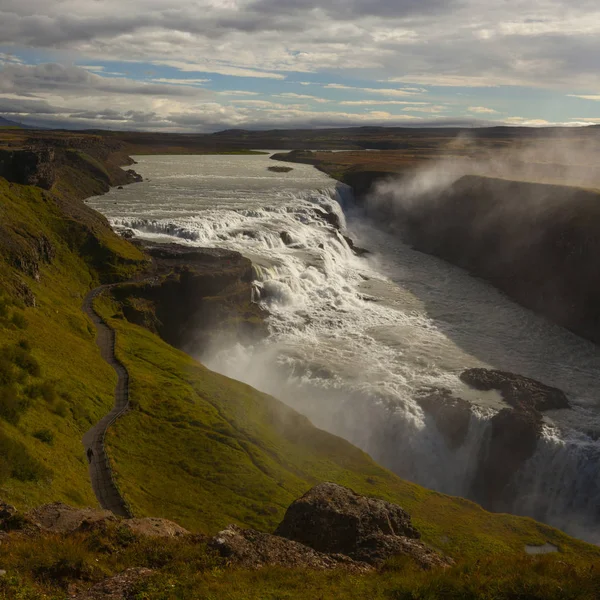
[0,162,145,509]
[98,296,599,562]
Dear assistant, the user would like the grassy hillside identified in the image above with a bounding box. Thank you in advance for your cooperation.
[1,136,600,599]
[0,156,145,510]
[95,294,599,563]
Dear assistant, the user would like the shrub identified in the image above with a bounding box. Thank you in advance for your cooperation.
[0,385,24,425]
[53,400,69,418]
[33,429,54,445]
[0,357,16,386]
[11,347,41,378]
[11,312,28,330]
[0,430,51,483]
[17,339,31,351]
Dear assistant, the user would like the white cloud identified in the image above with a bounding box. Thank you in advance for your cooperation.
[147,59,286,80]
[275,92,328,103]
[218,90,260,96]
[385,75,501,88]
[468,106,499,114]
[339,100,430,105]
[568,94,600,101]
[504,117,552,126]
[403,105,446,113]
[150,78,211,85]
[324,84,426,97]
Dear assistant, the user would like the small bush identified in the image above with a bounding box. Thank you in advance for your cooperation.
[71,403,92,425]
[11,347,41,377]
[0,357,16,385]
[11,312,28,330]
[0,297,9,319]
[0,385,24,425]
[0,431,51,483]
[53,400,69,418]
[17,339,31,351]
[33,429,54,445]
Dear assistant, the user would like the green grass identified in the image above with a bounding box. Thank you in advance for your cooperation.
[0,174,144,510]
[0,523,599,600]
[1,141,600,598]
[93,295,600,563]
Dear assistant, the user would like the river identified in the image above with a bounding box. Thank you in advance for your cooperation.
[88,153,600,543]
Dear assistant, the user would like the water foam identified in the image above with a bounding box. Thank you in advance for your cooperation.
[89,154,600,542]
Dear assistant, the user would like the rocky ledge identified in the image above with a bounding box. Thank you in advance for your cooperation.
[110,242,267,353]
[417,368,571,513]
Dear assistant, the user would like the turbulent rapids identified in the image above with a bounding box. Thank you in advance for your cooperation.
[88,153,600,543]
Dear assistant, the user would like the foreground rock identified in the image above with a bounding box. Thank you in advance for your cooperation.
[123,518,189,538]
[26,503,116,533]
[73,568,153,600]
[209,524,372,572]
[17,504,188,540]
[275,483,452,569]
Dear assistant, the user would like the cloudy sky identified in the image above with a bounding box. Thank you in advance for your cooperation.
[1,0,600,131]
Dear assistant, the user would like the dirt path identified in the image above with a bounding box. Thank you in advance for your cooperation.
[82,286,133,518]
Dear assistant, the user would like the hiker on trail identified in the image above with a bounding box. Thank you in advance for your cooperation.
[87,448,94,463]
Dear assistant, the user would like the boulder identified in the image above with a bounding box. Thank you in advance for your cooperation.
[122,518,189,538]
[275,483,450,568]
[209,524,371,572]
[26,503,116,534]
[280,231,294,246]
[0,501,17,521]
[125,169,143,183]
[314,208,342,231]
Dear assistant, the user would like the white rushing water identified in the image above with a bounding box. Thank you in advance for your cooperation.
[88,153,600,542]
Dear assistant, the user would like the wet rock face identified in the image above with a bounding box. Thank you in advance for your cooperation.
[416,388,472,449]
[209,524,372,572]
[472,408,542,510]
[460,369,570,411]
[386,175,600,346]
[460,368,570,512]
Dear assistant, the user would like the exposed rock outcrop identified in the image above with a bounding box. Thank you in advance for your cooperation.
[416,388,472,449]
[459,368,570,511]
[123,518,189,538]
[111,243,266,353]
[460,369,570,412]
[275,483,451,569]
[376,174,600,346]
[26,503,116,534]
[0,148,57,189]
[209,524,372,572]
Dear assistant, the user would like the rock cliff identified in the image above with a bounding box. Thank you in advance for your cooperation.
[374,175,600,345]
[111,243,266,353]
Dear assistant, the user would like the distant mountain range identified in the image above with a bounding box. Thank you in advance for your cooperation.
[0,116,40,129]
